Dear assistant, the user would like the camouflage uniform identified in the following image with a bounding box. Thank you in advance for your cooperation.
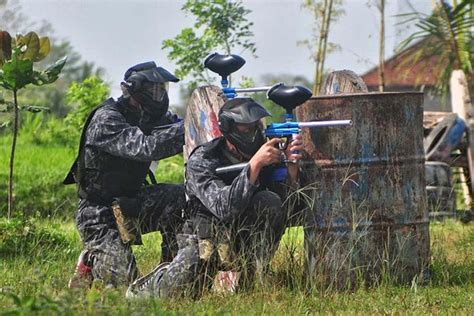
[134,137,288,297]
[67,97,185,287]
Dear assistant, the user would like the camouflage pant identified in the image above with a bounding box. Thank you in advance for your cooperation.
[76,183,185,287]
[151,190,286,297]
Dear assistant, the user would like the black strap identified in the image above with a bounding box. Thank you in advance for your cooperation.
[147,169,157,185]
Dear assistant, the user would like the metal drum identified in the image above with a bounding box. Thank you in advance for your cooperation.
[296,92,430,289]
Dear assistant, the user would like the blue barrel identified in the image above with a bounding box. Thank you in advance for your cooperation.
[424,114,467,162]
[296,92,430,289]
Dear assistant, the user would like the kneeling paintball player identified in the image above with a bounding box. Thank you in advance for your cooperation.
[64,61,186,288]
[126,97,303,298]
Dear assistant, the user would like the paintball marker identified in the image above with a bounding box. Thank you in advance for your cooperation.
[204,52,352,177]
[265,83,352,162]
[204,52,275,99]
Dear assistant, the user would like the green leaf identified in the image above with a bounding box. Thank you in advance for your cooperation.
[17,32,40,61]
[0,120,11,128]
[0,102,14,112]
[395,0,474,95]
[1,54,34,90]
[162,0,255,84]
[0,30,12,66]
[21,105,49,113]
[0,80,13,89]
[35,37,50,61]
[32,56,67,86]
[23,295,35,308]
[7,292,22,307]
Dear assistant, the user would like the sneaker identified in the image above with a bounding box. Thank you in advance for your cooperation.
[126,262,170,299]
[68,250,93,289]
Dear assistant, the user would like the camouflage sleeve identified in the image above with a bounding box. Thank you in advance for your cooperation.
[186,152,259,222]
[87,107,184,161]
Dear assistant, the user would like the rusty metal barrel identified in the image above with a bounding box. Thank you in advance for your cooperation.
[296,92,430,289]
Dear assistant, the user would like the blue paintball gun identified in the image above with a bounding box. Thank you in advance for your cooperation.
[204,52,352,176]
[265,83,351,162]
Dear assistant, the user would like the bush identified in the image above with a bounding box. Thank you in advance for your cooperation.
[13,76,110,148]
[17,112,72,146]
[62,76,110,143]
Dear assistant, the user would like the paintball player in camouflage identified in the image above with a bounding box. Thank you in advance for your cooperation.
[64,61,186,288]
[126,97,303,298]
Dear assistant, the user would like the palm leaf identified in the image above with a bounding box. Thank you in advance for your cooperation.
[395,0,473,95]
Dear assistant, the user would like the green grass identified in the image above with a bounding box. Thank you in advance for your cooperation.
[0,218,472,315]
[0,132,473,314]
[0,135,77,218]
[0,135,184,218]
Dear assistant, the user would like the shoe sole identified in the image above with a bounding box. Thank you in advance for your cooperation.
[126,262,170,299]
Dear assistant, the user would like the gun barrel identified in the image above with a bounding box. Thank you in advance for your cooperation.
[233,86,273,93]
[216,162,249,174]
[298,119,352,128]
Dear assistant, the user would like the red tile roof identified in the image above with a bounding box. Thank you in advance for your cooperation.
[361,39,442,88]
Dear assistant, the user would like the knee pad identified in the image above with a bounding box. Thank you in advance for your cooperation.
[251,191,286,230]
[251,191,282,213]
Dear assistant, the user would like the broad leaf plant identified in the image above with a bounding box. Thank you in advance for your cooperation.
[0,30,66,218]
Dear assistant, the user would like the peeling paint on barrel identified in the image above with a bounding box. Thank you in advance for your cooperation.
[296,92,430,289]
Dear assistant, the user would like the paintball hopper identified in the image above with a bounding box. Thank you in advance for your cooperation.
[204,52,246,83]
[267,83,312,114]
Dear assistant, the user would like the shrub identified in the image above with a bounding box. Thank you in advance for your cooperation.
[62,75,109,143]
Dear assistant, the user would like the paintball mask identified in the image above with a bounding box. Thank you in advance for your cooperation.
[218,98,271,157]
[123,61,179,119]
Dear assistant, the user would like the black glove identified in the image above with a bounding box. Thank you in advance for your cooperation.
[140,111,182,134]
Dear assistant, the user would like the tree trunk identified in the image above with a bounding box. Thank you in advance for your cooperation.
[378,0,385,92]
[312,0,335,95]
[450,69,474,205]
[8,89,18,218]
[316,0,334,95]
[312,0,328,95]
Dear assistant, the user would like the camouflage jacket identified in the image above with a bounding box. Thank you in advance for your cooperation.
[69,97,184,203]
[185,137,281,223]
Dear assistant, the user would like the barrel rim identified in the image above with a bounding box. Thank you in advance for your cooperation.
[425,161,450,167]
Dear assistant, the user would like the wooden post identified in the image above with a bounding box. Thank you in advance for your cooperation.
[450,70,474,205]
[183,85,226,160]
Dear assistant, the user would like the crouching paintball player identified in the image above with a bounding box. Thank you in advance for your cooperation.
[126,97,303,298]
[63,61,186,288]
